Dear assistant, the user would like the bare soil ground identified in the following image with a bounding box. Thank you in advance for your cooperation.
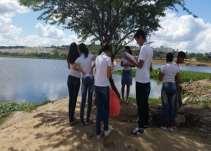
[0,98,210,151]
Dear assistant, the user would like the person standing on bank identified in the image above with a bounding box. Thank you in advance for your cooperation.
[67,42,81,124]
[132,30,153,135]
[94,44,112,139]
[159,53,180,131]
[74,43,95,126]
[121,46,133,103]
[176,51,186,109]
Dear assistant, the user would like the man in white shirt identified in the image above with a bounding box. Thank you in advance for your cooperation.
[94,44,112,139]
[132,30,153,135]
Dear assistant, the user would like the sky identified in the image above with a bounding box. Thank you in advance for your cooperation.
[0,0,211,53]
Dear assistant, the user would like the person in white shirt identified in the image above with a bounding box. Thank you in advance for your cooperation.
[67,42,81,124]
[132,30,153,135]
[75,43,95,126]
[159,53,180,131]
[94,44,112,139]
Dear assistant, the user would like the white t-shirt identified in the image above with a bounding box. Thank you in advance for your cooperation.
[161,63,180,83]
[94,52,112,87]
[69,65,81,78]
[75,53,94,77]
[135,43,153,83]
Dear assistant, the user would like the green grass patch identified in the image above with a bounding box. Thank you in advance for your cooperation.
[114,68,211,83]
[0,102,38,123]
[128,97,161,106]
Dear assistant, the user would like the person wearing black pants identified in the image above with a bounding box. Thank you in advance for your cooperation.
[67,75,80,123]
[136,82,151,128]
[131,30,153,135]
[67,42,81,124]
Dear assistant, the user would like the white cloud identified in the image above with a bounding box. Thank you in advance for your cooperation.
[151,11,211,53]
[35,23,65,39]
[0,1,211,53]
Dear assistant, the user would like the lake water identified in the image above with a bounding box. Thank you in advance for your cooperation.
[0,57,211,104]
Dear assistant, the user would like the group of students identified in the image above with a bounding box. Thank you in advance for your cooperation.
[66,29,186,139]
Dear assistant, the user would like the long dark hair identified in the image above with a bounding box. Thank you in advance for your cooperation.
[79,43,89,58]
[125,46,132,55]
[67,42,79,69]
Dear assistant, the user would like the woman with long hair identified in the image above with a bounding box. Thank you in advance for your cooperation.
[75,43,95,125]
[67,42,81,124]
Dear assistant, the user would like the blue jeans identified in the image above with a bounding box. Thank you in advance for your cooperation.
[80,76,94,122]
[161,82,177,127]
[95,86,109,135]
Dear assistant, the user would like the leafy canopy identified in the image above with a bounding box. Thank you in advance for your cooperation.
[20,0,192,55]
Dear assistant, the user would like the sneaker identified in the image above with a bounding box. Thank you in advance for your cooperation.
[96,135,101,140]
[144,124,150,128]
[168,127,174,132]
[131,127,144,136]
[104,129,112,137]
[161,126,168,131]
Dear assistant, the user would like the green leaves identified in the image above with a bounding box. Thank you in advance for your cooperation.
[20,0,191,56]
[0,102,36,118]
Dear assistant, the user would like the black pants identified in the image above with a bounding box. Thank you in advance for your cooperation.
[67,75,80,122]
[136,82,151,128]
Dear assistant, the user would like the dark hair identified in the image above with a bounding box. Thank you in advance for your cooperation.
[134,29,147,40]
[102,43,112,52]
[79,43,89,58]
[125,46,132,55]
[177,51,186,59]
[67,42,79,69]
[166,52,174,62]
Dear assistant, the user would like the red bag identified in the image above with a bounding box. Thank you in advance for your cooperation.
[109,88,121,117]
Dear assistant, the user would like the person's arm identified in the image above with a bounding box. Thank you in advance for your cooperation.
[107,57,112,78]
[159,71,164,81]
[72,63,85,75]
[175,72,181,86]
[137,47,147,69]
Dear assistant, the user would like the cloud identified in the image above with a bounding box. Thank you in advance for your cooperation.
[0,0,29,16]
[151,11,211,53]
[0,1,211,53]
[35,23,65,39]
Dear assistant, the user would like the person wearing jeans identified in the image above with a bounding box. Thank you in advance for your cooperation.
[94,44,112,139]
[66,42,81,124]
[80,76,94,124]
[159,53,180,131]
[95,86,109,135]
[74,43,95,125]
[161,82,177,129]
[131,30,153,135]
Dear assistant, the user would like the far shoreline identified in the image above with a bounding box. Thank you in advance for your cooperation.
[1,55,211,67]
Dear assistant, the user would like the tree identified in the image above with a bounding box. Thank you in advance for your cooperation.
[20,0,193,56]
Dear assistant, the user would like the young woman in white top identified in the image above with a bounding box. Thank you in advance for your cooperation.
[67,42,81,124]
[159,52,180,131]
[74,43,95,126]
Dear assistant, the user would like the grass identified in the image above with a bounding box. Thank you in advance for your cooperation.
[128,97,161,106]
[114,68,211,83]
[0,102,38,124]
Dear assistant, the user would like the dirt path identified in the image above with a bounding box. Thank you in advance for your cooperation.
[0,98,210,151]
